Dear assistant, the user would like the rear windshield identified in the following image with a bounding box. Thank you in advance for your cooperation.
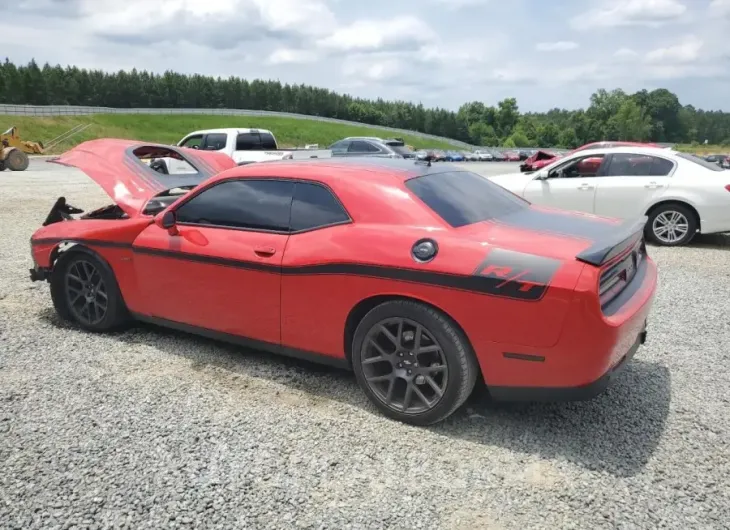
[386,141,411,156]
[676,152,725,172]
[405,170,529,228]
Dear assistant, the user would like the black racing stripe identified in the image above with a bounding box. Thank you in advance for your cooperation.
[503,352,545,362]
[497,208,618,241]
[32,237,560,301]
[472,248,562,301]
[31,238,131,249]
[132,246,552,300]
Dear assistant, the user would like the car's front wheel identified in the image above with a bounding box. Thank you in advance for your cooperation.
[351,300,479,426]
[50,248,130,331]
[646,203,697,246]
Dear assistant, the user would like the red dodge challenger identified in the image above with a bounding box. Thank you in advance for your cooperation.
[30,139,657,425]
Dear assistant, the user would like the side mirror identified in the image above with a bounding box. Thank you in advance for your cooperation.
[155,210,178,235]
[534,171,549,180]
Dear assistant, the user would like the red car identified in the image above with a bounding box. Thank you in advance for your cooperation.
[520,141,661,172]
[29,139,657,425]
[502,151,521,162]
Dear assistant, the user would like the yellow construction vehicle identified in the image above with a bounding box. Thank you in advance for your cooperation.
[0,127,44,171]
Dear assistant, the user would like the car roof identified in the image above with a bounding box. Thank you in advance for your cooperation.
[567,146,678,158]
[211,156,455,185]
[183,128,274,136]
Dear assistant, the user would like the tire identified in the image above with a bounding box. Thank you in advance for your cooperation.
[646,203,697,246]
[351,300,479,426]
[0,160,5,171]
[5,149,29,171]
[50,247,131,332]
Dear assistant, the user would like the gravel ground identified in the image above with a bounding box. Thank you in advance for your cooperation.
[1,158,729,529]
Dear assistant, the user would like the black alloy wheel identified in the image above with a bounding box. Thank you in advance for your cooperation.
[64,259,109,326]
[360,317,449,414]
[50,248,130,331]
[352,300,478,425]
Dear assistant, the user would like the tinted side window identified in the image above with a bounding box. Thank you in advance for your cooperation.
[260,132,277,149]
[176,180,294,231]
[236,133,262,151]
[349,140,379,153]
[406,171,528,228]
[180,134,203,148]
[290,183,350,232]
[649,157,674,176]
[553,155,605,178]
[606,153,650,176]
[329,140,350,154]
[202,133,227,151]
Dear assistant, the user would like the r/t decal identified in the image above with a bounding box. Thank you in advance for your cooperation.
[473,249,562,301]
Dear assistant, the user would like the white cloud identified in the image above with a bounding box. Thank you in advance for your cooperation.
[570,0,688,30]
[317,16,435,53]
[645,35,703,63]
[614,47,639,59]
[2,0,729,112]
[535,41,579,52]
[709,0,730,16]
[267,48,319,65]
[428,0,489,8]
[342,57,404,82]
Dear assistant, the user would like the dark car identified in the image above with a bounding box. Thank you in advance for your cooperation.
[329,137,414,159]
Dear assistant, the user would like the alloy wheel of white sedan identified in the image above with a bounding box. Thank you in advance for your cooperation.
[647,204,697,246]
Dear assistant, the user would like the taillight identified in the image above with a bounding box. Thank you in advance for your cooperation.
[725,184,730,192]
[598,238,644,310]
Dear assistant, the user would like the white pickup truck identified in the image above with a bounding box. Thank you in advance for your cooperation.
[176,128,332,165]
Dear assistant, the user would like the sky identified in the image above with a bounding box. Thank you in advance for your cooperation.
[2,0,730,112]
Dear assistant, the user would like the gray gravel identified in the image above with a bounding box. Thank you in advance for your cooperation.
[2,158,730,529]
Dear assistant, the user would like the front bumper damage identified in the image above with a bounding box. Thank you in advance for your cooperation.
[29,264,51,282]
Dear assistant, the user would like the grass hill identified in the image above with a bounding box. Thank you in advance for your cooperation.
[1,114,464,154]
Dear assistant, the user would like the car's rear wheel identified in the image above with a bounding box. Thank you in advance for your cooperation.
[351,300,478,426]
[646,203,697,246]
[50,248,130,331]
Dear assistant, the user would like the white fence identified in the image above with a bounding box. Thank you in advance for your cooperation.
[0,104,477,149]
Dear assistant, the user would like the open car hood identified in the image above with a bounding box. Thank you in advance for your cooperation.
[49,139,236,217]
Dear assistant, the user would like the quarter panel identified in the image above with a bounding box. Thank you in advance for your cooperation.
[279,225,584,360]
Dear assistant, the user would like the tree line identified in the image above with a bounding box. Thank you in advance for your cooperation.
[1,58,729,148]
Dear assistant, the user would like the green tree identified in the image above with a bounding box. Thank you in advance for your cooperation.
[558,127,579,148]
[3,58,730,147]
[495,98,519,138]
[507,131,531,147]
[609,99,651,141]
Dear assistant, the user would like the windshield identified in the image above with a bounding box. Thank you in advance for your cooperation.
[676,152,725,172]
[405,170,530,228]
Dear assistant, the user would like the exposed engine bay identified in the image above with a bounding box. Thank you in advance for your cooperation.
[42,186,195,226]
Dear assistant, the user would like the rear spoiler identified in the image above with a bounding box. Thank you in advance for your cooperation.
[575,216,647,266]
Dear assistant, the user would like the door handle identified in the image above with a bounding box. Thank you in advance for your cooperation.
[254,246,276,257]
[577,183,594,190]
[644,181,661,189]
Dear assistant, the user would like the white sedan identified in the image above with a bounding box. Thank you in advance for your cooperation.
[488,146,730,246]
[474,150,494,161]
